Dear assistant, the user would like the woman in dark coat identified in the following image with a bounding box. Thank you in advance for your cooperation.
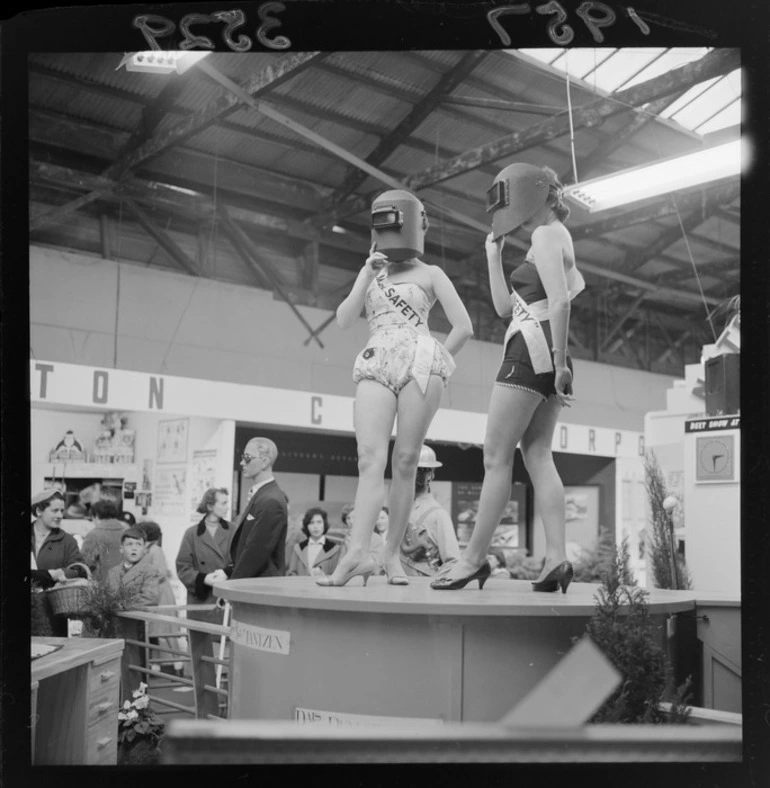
[287,507,343,577]
[31,488,86,635]
[176,488,233,624]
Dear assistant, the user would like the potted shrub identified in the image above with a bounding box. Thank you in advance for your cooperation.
[576,541,692,724]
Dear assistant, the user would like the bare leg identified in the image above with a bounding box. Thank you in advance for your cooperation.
[441,385,541,580]
[328,380,397,580]
[520,396,568,582]
[381,375,445,578]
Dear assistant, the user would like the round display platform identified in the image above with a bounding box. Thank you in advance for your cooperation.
[214,576,697,724]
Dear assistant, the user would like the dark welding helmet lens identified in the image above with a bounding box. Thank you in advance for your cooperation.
[485,180,509,213]
[372,207,404,229]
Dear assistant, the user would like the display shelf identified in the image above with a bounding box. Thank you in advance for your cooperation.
[36,462,139,480]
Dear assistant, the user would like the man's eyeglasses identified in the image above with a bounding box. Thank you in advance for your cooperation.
[241,453,263,464]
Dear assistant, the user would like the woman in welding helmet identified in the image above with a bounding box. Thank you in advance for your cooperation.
[316,190,473,588]
[432,164,585,595]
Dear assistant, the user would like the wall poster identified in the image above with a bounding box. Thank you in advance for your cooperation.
[452,481,527,551]
[157,418,189,464]
[189,449,219,522]
[564,486,601,553]
[153,465,188,517]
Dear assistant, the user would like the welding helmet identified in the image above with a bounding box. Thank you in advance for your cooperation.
[371,190,429,262]
[486,163,550,240]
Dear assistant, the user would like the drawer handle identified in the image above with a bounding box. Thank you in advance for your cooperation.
[97,737,112,749]
[96,702,113,713]
[99,670,117,682]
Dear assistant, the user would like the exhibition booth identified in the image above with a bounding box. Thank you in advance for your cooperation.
[31,358,650,588]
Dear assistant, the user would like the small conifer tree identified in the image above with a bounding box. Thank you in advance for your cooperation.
[576,543,692,724]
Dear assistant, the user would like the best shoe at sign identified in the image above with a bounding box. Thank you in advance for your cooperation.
[31,360,644,458]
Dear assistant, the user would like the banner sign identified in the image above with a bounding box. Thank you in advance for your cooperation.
[31,360,644,458]
[230,620,291,655]
[294,708,443,727]
[685,416,740,433]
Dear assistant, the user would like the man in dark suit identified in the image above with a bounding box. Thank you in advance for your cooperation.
[223,437,289,580]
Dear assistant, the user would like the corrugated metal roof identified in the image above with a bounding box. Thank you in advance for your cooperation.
[515,47,740,137]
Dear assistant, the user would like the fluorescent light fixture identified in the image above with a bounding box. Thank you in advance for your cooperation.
[119,51,211,76]
[331,225,348,234]
[564,139,743,213]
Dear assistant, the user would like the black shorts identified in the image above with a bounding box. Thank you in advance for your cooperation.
[495,331,573,401]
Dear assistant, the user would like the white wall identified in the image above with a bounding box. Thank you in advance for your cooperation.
[31,245,675,432]
[32,403,235,602]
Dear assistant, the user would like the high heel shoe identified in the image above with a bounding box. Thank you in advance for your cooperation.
[381,556,409,586]
[430,561,491,591]
[531,561,574,594]
[315,559,377,587]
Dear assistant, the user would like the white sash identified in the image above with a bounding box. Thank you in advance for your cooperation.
[373,274,455,393]
[502,268,585,374]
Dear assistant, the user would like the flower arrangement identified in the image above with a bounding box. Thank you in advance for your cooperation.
[117,682,165,764]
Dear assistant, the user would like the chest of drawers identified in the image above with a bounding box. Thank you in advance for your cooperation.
[32,637,124,765]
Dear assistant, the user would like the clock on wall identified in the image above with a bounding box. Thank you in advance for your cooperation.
[695,435,736,483]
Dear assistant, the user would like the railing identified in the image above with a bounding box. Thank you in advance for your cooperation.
[116,605,231,721]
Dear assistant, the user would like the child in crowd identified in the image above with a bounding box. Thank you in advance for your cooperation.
[107,527,162,608]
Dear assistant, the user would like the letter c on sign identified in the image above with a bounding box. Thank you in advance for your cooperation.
[311,396,323,425]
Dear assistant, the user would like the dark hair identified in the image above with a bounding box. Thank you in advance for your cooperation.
[33,490,64,517]
[302,507,329,537]
[415,467,433,492]
[196,487,229,515]
[542,166,570,222]
[91,498,120,521]
[121,527,147,544]
[380,506,389,515]
[139,520,162,544]
[120,511,137,527]
[340,503,354,526]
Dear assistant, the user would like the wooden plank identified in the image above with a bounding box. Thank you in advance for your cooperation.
[500,637,621,728]
[161,719,742,763]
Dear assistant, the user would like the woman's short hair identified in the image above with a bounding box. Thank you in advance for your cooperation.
[139,520,162,543]
[301,507,329,537]
[196,487,229,515]
[542,166,570,222]
[91,498,120,521]
[340,503,355,526]
[120,511,137,527]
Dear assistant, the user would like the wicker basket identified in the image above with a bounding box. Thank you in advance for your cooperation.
[47,563,93,617]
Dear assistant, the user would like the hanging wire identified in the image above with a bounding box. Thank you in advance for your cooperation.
[646,119,719,343]
[564,50,579,185]
[434,119,446,271]
[158,126,219,373]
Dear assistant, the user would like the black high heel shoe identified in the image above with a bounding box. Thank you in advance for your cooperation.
[531,561,574,594]
[430,561,491,591]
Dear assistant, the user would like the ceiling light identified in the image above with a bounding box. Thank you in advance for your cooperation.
[564,139,743,213]
[119,51,211,76]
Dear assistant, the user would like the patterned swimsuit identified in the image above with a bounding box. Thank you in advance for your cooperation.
[352,272,453,395]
